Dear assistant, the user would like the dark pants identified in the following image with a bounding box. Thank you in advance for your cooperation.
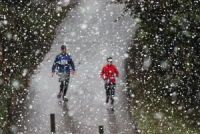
[59,73,70,97]
[105,82,116,104]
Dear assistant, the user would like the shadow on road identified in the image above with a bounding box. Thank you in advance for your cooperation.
[107,109,119,134]
[58,102,79,133]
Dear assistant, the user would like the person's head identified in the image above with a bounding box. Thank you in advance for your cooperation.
[107,57,113,66]
[61,45,66,53]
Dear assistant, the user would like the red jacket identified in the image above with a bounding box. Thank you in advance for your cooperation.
[100,64,119,83]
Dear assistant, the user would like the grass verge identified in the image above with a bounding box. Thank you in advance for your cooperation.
[128,79,200,134]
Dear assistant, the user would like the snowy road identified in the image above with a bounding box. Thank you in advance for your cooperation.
[14,0,137,133]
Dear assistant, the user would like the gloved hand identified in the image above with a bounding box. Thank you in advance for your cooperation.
[71,70,75,75]
[105,78,110,84]
[52,72,55,77]
[116,75,119,78]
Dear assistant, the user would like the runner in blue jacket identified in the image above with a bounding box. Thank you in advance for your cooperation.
[52,45,75,101]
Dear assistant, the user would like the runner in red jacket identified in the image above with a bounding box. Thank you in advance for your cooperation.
[100,57,119,109]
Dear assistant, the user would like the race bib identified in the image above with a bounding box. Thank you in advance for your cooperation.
[60,59,68,65]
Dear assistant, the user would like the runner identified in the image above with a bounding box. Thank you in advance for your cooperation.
[100,57,119,110]
[52,45,75,101]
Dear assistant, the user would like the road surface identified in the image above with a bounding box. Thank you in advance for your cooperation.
[13,0,137,133]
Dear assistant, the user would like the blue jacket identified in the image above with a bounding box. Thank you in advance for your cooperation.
[52,53,75,74]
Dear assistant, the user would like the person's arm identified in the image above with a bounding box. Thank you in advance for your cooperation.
[115,66,119,77]
[68,55,75,74]
[100,67,106,80]
[52,55,59,75]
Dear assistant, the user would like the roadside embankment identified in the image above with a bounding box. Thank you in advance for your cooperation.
[0,0,78,132]
[125,1,200,133]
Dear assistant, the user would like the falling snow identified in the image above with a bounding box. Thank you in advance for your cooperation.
[0,0,200,134]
